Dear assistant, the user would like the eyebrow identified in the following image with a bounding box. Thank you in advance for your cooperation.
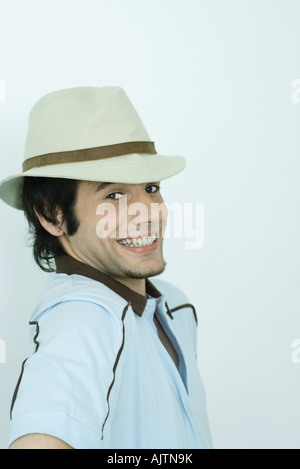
[94,181,161,193]
[94,182,115,193]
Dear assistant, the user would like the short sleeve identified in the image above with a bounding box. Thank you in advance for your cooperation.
[9,300,123,449]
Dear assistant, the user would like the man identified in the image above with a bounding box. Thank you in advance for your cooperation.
[0,87,213,449]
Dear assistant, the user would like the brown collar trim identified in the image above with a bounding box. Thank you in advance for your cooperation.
[55,254,162,317]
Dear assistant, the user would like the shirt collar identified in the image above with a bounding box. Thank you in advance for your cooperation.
[55,254,162,317]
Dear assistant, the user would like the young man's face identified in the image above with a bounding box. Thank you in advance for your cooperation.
[63,181,167,281]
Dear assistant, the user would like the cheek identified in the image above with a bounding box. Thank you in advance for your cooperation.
[159,201,168,226]
[95,203,120,240]
[73,203,101,240]
[150,200,168,229]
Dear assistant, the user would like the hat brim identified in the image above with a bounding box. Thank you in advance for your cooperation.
[0,153,186,210]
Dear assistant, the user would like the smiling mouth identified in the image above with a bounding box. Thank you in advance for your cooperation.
[117,233,158,248]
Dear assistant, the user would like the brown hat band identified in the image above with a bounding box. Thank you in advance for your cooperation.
[22,141,157,172]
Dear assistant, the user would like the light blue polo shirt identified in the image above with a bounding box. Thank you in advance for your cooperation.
[9,255,213,449]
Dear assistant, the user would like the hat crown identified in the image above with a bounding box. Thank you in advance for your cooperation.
[0,86,186,211]
[24,86,151,161]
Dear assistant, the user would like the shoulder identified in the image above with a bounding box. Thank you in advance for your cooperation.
[32,273,128,324]
[28,274,127,360]
[25,299,124,384]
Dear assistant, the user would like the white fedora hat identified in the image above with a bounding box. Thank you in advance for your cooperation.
[0,86,186,210]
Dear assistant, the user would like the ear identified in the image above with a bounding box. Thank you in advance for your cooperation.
[34,208,66,237]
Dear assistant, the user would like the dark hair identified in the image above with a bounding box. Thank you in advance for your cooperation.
[22,177,80,272]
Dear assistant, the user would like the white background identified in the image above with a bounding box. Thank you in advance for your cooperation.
[0,0,299,449]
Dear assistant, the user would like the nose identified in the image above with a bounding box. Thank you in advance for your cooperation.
[127,186,166,238]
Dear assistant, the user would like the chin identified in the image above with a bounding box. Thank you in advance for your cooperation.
[122,262,166,280]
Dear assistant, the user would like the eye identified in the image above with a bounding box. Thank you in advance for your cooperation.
[106,192,126,201]
[146,184,161,194]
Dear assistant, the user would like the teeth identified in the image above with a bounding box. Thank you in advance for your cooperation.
[118,234,157,247]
